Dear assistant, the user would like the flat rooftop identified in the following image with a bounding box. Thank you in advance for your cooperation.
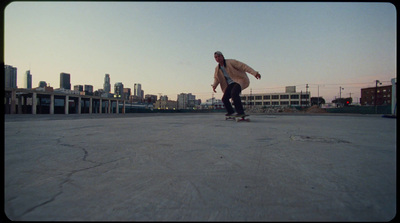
[4,113,396,221]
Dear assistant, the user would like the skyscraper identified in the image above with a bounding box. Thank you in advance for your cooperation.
[134,83,142,99]
[4,65,17,88]
[25,70,32,89]
[114,82,124,98]
[60,72,71,90]
[104,74,111,93]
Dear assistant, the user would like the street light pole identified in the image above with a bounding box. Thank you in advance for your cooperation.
[339,86,344,107]
[317,85,319,107]
[339,86,344,99]
[375,80,382,114]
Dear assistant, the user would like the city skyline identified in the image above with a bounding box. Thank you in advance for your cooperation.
[4,66,144,95]
[4,2,396,103]
[4,66,165,103]
[5,63,394,104]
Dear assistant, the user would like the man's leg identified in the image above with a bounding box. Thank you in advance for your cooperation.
[222,84,234,115]
[231,83,244,115]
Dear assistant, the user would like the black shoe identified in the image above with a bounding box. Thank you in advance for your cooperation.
[225,113,234,116]
[235,113,246,117]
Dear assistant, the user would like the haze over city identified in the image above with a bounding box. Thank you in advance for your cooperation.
[4,2,396,103]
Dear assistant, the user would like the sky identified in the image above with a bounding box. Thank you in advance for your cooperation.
[4,2,396,103]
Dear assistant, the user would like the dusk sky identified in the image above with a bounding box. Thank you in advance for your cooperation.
[4,2,396,103]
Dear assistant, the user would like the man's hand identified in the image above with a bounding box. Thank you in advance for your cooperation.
[211,84,217,93]
[255,73,261,79]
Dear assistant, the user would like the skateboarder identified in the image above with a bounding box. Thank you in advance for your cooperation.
[212,51,261,116]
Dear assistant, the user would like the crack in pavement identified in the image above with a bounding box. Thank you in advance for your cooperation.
[14,137,125,220]
[15,157,125,220]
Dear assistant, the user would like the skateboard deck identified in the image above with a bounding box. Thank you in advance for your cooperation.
[225,114,250,122]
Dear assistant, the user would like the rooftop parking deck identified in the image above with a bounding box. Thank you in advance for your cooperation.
[4,113,396,221]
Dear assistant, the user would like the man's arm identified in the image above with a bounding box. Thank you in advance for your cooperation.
[231,59,261,79]
[212,67,220,93]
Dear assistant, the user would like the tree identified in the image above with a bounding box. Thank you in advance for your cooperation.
[310,97,325,106]
[332,97,352,107]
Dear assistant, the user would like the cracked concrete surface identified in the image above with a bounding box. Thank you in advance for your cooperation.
[4,113,396,221]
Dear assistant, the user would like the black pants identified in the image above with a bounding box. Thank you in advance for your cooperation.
[222,83,244,115]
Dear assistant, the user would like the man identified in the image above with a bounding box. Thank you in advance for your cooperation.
[212,51,261,116]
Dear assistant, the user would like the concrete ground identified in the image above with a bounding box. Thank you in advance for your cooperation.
[4,113,397,221]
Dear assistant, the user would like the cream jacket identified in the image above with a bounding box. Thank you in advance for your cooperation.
[212,59,259,93]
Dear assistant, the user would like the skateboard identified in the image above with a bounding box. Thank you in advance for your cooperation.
[225,114,250,122]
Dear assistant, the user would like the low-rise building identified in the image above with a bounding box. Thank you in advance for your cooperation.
[177,93,199,109]
[240,86,310,107]
[154,95,177,110]
[360,85,392,106]
[199,98,225,109]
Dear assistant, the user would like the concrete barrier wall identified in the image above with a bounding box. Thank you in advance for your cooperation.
[326,105,391,114]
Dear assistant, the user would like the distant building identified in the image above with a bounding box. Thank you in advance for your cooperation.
[134,83,142,99]
[38,81,47,88]
[54,88,79,94]
[129,95,141,103]
[94,89,105,96]
[101,92,114,98]
[144,94,158,104]
[391,78,396,115]
[200,98,225,109]
[60,72,71,90]
[35,86,53,92]
[154,95,177,110]
[360,85,392,106]
[285,86,296,93]
[240,86,310,107]
[104,74,111,93]
[123,88,131,100]
[34,80,52,92]
[160,95,168,101]
[24,70,32,89]
[84,85,93,95]
[74,85,84,91]
[5,65,17,88]
[177,93,198,109]
[114,82,124,98]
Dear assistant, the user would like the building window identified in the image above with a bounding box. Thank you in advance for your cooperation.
[255,96,262,100]
[272,95,279,100]
[281,101,289,105]
[263,95,270,100]
[290,95,299,99]
[280,95,289,99]
[301,94,309,99]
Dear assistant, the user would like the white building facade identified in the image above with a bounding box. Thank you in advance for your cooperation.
[241,86,310,107]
